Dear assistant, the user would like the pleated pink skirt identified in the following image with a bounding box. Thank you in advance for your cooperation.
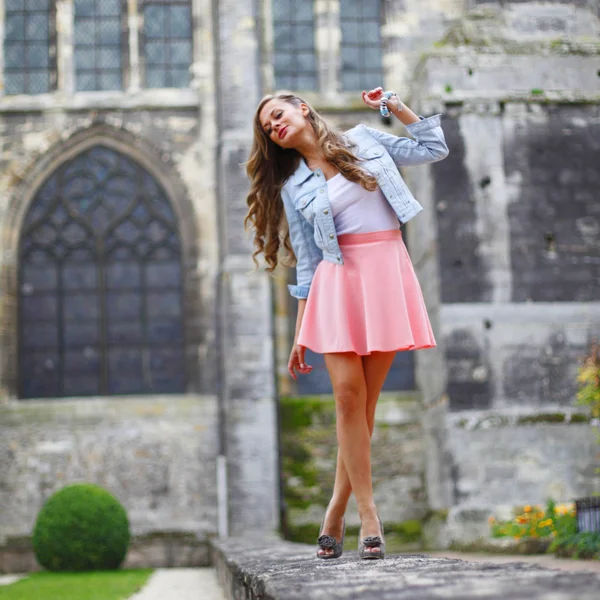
[297,229,436,355]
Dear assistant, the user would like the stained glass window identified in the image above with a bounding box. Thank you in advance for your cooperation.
[142,1,193,89]
[19,146,186,398]
[4,0,53,95]
[273,0,317,91]
[74,0,123,91]
[340,0,383,91]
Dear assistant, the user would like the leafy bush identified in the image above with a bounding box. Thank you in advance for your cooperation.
[33,483,130,572]
[576,341,600,443]
[550,532,600,560]
[490,499,576,540]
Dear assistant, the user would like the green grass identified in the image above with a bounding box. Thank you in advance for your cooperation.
[0,569,153,600]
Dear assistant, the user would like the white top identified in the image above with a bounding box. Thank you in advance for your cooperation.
[326,173,399,235]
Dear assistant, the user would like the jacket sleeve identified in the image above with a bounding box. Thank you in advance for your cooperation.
[364,114,449,167]
[281,186,323,300]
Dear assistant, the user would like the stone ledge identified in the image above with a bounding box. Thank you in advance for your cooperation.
[212,537,600,600]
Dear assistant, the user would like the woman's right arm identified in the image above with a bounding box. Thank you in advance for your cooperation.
[280,185,321,379]
[288,299,312,380]
[282,188,323,301]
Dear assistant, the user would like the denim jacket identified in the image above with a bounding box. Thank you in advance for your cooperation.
[281,114,449,299]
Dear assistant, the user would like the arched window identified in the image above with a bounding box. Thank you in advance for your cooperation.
[19,146,186,398]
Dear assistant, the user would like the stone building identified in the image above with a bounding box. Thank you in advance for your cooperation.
[1,0,599,571]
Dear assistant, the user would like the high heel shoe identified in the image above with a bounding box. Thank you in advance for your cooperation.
[316,516,345,559]
[358,515,385,560]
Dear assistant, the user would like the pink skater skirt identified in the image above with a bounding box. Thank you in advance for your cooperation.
[297,229,436,355]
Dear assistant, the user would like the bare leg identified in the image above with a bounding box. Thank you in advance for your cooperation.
[318,351,396,557]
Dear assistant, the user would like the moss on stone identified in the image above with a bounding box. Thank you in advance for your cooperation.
[453,412,593,430]
[279,396,335,432]
[570,413,590,423]
[3,535,34,550]
[517,413,566,425]
[427,509,449,523]
[280,396,337,511]
[389,520,422,542]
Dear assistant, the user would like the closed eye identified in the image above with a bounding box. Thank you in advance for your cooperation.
[265,111,283,135]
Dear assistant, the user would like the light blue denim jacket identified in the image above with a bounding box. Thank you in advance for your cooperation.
[281,114,449,299]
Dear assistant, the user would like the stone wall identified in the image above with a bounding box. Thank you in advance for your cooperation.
[0,395,218,572]
[407,1,600,544]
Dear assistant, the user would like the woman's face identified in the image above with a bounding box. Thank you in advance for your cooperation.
[258,99,310,149]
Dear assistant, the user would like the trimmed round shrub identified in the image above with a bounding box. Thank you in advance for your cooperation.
[33,483,130,571]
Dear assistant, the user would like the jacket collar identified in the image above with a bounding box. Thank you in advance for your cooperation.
[290,159,314,187]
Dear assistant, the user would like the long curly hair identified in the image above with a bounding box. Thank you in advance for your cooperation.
[244,92,377,272]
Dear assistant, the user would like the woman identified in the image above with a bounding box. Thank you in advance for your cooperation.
[245,88,448,560]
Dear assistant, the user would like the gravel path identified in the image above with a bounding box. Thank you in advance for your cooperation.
[128,568,225,600]
[0,574,25,586]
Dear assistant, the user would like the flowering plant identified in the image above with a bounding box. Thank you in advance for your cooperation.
[577,341,600,444]
[490,499,577,540]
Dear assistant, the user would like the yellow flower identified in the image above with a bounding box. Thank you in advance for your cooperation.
[524,505,532,513]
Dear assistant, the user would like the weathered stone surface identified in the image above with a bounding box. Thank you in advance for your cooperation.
[213,538,600,600]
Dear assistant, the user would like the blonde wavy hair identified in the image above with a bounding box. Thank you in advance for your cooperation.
[244,92,377,272]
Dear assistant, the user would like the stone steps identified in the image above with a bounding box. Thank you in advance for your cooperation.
[212,538,600,600]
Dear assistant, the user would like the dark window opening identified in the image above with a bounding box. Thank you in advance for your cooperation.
[272,0,317,91]
[74,0,124,91]
[4,0,54,95]
[340,0,383,91]
[19,146,186,398]
[142,1,193,89]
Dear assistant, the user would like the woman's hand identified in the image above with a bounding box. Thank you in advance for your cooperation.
[288,343,313,380]
[361,87,401,113]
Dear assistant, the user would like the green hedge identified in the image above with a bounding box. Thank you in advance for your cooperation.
[550,532,600,560]
[33,483,130,572]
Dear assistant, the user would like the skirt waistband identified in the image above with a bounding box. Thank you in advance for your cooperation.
[337,229,401,246]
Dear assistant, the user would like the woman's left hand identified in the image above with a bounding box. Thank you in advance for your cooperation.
[361,87,400,112]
